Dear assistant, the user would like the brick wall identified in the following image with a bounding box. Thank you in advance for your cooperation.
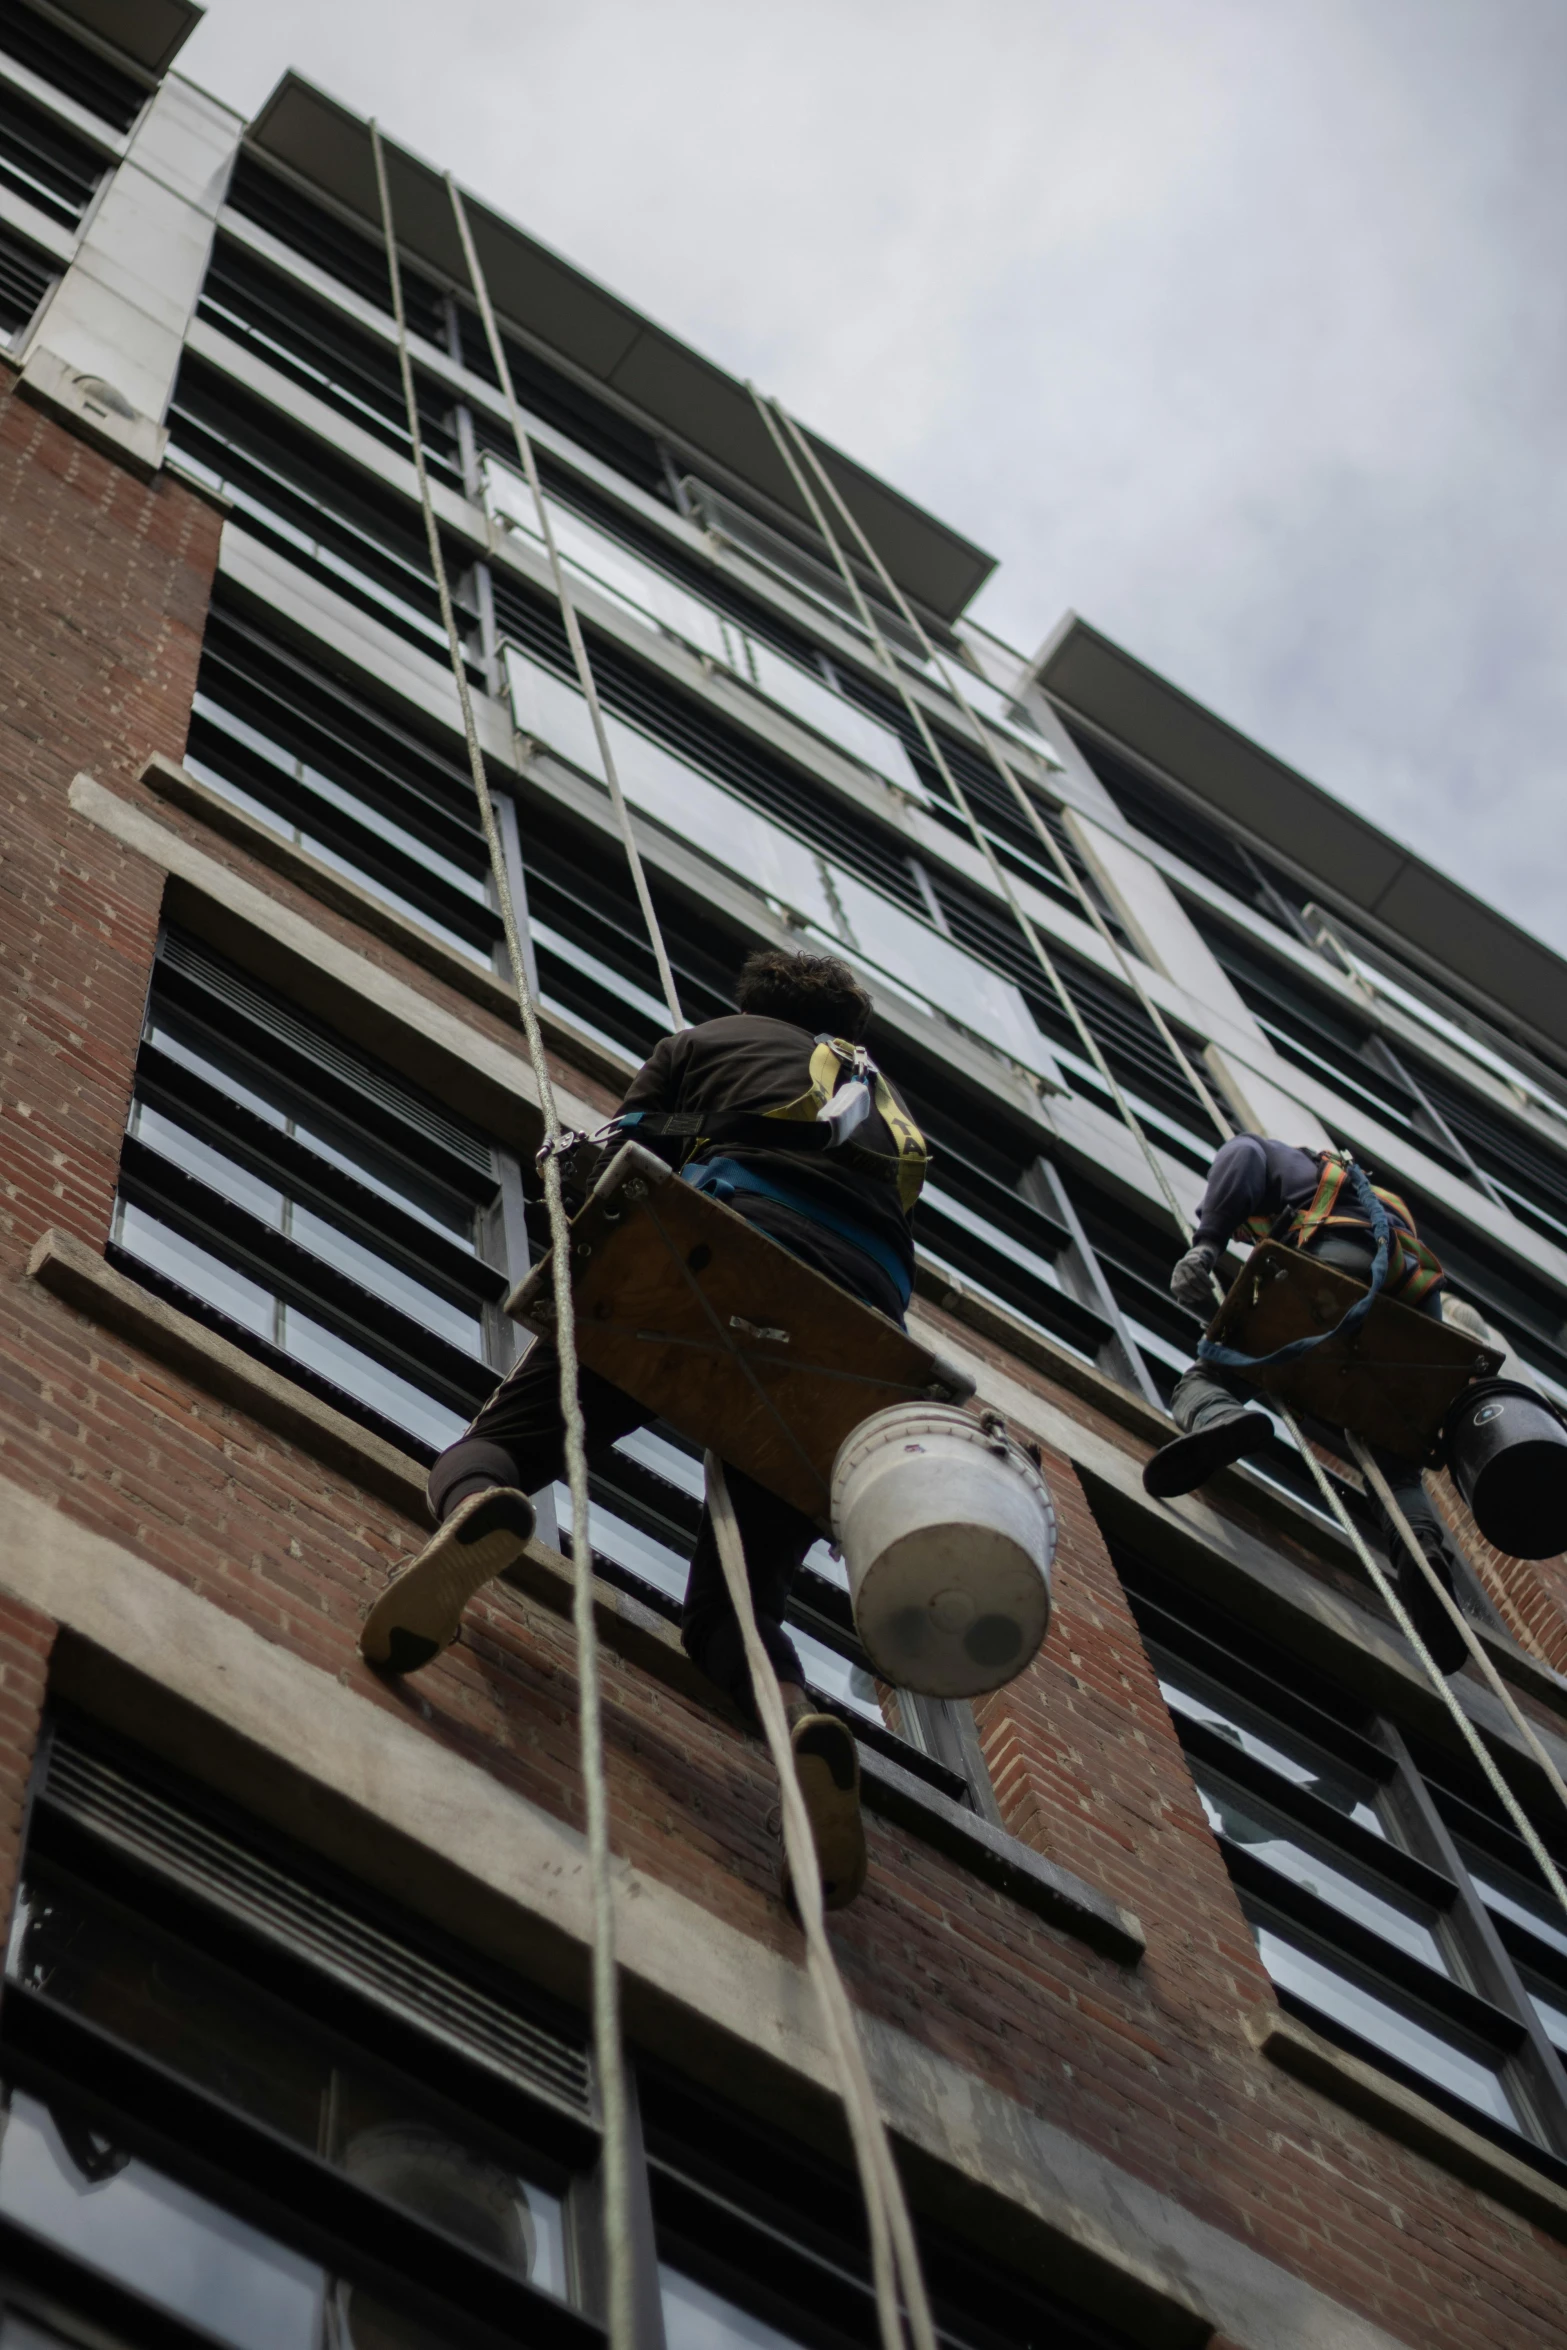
[1434,1466,1567,1674]
[0,1589,55,1940]
[2,366,1565,2346]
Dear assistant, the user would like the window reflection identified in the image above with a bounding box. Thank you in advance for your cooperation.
[661,2263,808,2350]
[113,1203,466,1451]
[1254,1923,1520,2129]
[1153,1658,1386,1836]
[11,1869,567,2301]
[0,2090,324,2350]
[1194,1772,1446,1969]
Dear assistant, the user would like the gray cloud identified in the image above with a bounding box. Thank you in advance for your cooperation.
[184,0,1567,952]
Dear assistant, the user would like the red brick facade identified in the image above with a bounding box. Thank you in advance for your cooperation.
[3,360,1566,2347]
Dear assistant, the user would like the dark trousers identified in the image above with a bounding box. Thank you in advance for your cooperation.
[1171,1229,1446,1557]
[430,1343,818,1713]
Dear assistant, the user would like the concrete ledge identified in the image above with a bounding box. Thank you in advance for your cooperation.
[138,755,638,1099]
[27,1227,428,1519]
[26,1230,1142,1960]
[1256,2007,1567,2242]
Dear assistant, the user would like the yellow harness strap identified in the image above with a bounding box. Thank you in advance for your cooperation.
[765,1038,929,1216]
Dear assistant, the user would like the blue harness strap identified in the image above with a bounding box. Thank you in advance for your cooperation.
[680,1154,913,1313]
[1196,1160,1392,1373]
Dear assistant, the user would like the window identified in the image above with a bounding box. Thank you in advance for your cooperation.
[223,153,672,502]
[1116,1540,1567,2168]
[0,222,51,347]
[0,6,148,134]
[2,1713,598,2350]
[485,455,925,803]
[498,606,1053,1086]
[0,79,103,229]
[112,933,523,1456]
[197,237,466,493]
[186,596,504,971]
[1062,721,1309,936]
[4,1717,1142,2350]
[168,357,472,669]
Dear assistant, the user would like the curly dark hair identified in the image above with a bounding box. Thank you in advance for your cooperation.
[734,948,872,1041]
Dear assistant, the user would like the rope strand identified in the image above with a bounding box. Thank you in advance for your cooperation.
[746,387,1193,1237]
[705,1456,937,2350]
[371,127,636,2350]
[448,176,683,1033]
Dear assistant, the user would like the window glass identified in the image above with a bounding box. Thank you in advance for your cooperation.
[188,758,493,967]
[1523,1973,1567,2056]
[114,1204,466,1451]
[488,461,922,797]
[1153,1658,1386,1835]
[661,2264,808,2350]
[12,1867,567,2300]
[144,1015,477,1248]
[1254,1923,1519,2128]
[0,2089,325,2350]
[1194,1773,1445,1967]
[128,1106,484,1355]
[1462,1848,1567,1963]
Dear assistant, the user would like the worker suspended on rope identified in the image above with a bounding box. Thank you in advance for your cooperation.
[1142,1136,1469,1673]
[362,948,929,1908]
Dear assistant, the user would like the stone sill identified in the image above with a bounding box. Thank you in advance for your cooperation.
[27,1228,1143,1965]
[139,755,638,1100]
[1256,2007,1567,2242]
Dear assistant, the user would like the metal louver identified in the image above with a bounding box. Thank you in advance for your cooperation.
[157,930,498,1180]
[42,1730,593,2122]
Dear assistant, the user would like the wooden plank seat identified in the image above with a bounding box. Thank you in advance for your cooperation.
[505,1142,975,1521]
[1204,1239,1504,1459]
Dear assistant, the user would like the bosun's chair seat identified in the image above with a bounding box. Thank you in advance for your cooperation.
[1205,1240,1503,1459]
[505,1143,975,1522]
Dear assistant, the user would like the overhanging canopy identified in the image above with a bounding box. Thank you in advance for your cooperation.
[243,72,996,627]
[1036,614,1567,1063]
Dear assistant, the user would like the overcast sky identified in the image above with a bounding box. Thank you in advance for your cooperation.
[182,0,1567,955]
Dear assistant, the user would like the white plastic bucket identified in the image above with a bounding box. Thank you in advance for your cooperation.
[830,1404,1055,1697]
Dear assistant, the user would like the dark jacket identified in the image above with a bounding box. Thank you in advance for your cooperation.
[1194,1135,1421,1253]
[619,1014,917,1318]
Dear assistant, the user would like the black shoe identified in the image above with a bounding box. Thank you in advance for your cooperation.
[1143,1411,1273,1499]
[1392,1542,1470,1677]
[361,1488,536,1673]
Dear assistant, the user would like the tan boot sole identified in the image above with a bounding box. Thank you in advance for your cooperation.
[784,1712,867,1912]
[361,1489,535,1673]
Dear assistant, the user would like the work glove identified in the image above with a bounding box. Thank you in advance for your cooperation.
[1170,1243,1220,1318]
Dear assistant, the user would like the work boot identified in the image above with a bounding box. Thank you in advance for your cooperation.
[361,1488,536,1674]
[1391,1536,1470,1677]
[1143,1407,1273,1499]
[780,1708,867,1916]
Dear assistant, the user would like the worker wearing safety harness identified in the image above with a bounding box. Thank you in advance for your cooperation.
[361,950,928,1910]
[1143,1135,1469,1674]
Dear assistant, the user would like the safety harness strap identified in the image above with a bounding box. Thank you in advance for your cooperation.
[1199,1158,1398,1372]
[620,1036,929,1214]
[1238,1153,1444,1305]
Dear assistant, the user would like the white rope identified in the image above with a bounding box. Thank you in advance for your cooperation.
[745,387,1193,1239]
[370,126,636,2350]
[445,177,683,1033]
[1348,1432,1567,1918]
[750,386,1567,1912]
[767,403,1235,1146]
[704,1456,937,2350]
